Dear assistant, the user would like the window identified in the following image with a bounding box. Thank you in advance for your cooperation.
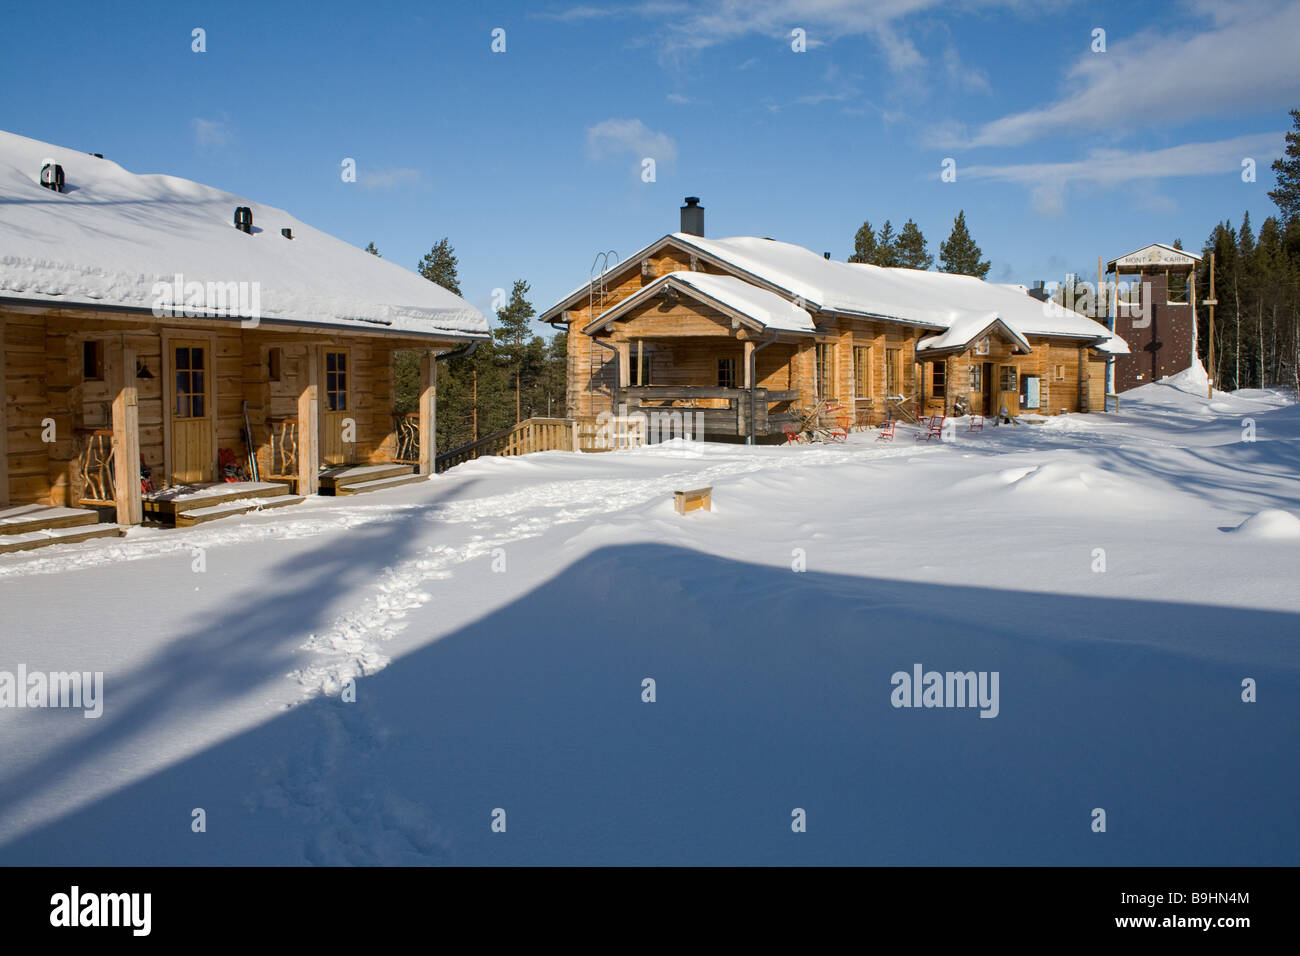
[633,344,652,386]
[267,347,283,382]
[717,357,736,389]
[173,346,206,418]
[853,346,871,398]
[931,362,946,398]
[970,364,983,393]
[83,340,104,380]
[325,350,348,412]
[1055,364,1065,381]
[1000,365,1017,392]
[815,343,834,398]
[885,348,901,396]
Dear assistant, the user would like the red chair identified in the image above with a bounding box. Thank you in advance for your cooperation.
[876,420,896,442]
[915,416,945,441]
[783,425,806,445]
[829,415,852,442]
[969,415,984,431]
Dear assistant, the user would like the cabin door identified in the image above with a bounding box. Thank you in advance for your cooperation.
[169,339,215,484]
[981,362,994,415]
[320,348,354,465]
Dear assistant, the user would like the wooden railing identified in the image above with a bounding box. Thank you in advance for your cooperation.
[77,429,116,504]
[267,417,299,480]
[435,417,578,473]
[393,413,420,464]
[618,386,800,438]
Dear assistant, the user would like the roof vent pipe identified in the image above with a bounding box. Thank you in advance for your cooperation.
[680,196,704,237]
[281,228,293,239]
[234,206,253,233]
[40,163,65,192]
[823,252,830,259]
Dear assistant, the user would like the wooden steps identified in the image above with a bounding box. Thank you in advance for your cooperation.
[176,494,305,527]
[144,481,292,520]
[318,464,416,496]
[335,473,428,496]
[0,505,121,554]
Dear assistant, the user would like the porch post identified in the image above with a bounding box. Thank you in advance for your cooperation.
[418,350,436,475]
[109,339,142,525]
[298,344,320,494]
[0,318,8,506]
[743,340,754,388]
[616,342,630,389]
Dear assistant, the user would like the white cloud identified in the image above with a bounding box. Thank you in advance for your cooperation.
[967,1,1300,147]
[666,93,693,104]
[942,46,990,94]
[191,117,232,150]
[361,167,423,190]
[586,118,678,165]
[960,132,1285,214]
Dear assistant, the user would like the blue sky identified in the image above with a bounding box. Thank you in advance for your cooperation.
[2,0,1297,332]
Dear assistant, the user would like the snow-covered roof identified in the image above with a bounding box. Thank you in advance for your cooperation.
[547,231,1118,352]
[586,271,815,334]
[0,129,488,339]
[1107,242,1202,270]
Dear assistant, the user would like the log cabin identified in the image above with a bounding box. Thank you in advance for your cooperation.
[541,198,1128,441]
[0,129,487,550]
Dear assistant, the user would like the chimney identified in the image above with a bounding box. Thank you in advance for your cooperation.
[234,206,253,234]
[823,252,831,260]
[680,196,704,237]
[40,163,65,192]
[281,228,293,239]
[1027,280,1050,302]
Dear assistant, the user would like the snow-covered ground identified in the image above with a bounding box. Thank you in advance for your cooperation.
[1,372,1297,865]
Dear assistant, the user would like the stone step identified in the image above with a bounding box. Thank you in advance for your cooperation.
[175,494,305,527]
[335,474,429,496]
[0,523,122,555]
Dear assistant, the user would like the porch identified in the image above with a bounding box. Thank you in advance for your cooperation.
[617,386,801,440]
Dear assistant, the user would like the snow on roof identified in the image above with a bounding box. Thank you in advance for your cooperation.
[0,129,488,339]
[589,271,814,333]
[1107,242,1202,269]
[550,232,1117,351]
[917,312,1031,354]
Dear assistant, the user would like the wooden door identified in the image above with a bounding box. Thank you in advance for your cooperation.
[170,339,214,484]
[996,364,1019,417]
[981,362,993,415]
[321,349,353,465]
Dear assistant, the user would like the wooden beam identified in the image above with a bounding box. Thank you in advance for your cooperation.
[298,344,320,494]
[110,340,143,525]
[418,351,436,475]
[0,317,7,506]
[743,340,755,388]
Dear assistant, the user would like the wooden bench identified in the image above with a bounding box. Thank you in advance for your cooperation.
[673,486,712,514]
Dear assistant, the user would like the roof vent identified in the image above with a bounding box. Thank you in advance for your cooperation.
[90,153,103,159]
[40,163,65,193]
[823,252,831,259]
[234,206,253,234]
[281,228,293,239]
[680,196,704,237]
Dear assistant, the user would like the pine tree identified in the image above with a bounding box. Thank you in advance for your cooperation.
[847,221,878,264]
[874,220,900,268]
[938,210,991,278]
[364,242,381,257]
[417,237,461,295]
[494,280,540,423]
[896,219,933,270]
[1268,108,1300,222]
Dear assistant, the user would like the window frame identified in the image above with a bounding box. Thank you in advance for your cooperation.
[717,357,736,389]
